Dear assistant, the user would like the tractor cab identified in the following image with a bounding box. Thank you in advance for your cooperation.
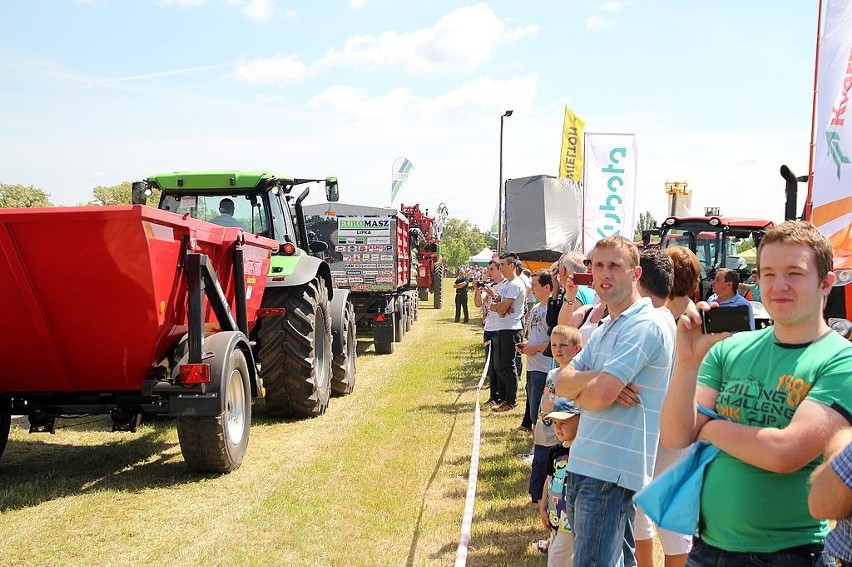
[657,216,774,300]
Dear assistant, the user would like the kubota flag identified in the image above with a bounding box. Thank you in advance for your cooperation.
[582,133,638,255]
[813,0,852,262]
[558,106,585,183]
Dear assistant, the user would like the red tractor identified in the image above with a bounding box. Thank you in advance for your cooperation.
[400,202,448,309]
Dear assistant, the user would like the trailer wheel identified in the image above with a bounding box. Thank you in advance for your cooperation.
[375,340,394,355]
[433,264,445,309]
[258,278,332,418]
[395,309,406,342]
[413,299,419,321]
[403,299,412,332]
[331,301,356,396]
[0,413,10,461]
[177,348,251,473]
[418,287,429,302]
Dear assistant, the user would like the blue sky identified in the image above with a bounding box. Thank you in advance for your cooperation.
[1,1,820,231]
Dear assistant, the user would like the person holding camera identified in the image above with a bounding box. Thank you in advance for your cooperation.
[474,260,505,406]
[661,221,852,566]
[707,268,754,330]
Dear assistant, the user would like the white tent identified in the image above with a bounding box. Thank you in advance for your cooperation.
[469,248,495,266]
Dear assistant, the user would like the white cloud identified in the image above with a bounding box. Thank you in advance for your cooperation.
[349,0,366,8]
[584,0,632,31]
[222,0,277,22]
[156,0,205,6]
[317,2,538,75]
[583,15,615,31]
[233,55,314,84]
[307,73,538,122]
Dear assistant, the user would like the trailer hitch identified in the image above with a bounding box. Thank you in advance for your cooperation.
[29,411,56,434]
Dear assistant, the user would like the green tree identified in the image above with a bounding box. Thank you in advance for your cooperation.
[84,181,160,206]
[0,183,52,208]
[736,237,755,253]
[441,217,491,271]
[634,210,657,240]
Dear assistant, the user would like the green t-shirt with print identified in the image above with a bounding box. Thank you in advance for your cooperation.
[697,327,852,552]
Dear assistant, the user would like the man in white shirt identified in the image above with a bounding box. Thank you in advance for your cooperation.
[490,255,527,412]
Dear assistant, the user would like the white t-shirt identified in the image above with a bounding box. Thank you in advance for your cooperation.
[525,302,553,373]
[483,279,505,332]
[492,276,526,331]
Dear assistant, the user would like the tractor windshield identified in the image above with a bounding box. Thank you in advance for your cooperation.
[159,193,272,236]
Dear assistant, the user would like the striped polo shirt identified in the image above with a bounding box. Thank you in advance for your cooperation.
[566,297,674,492]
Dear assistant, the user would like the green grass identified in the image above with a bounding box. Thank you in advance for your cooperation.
[0,281,553,566]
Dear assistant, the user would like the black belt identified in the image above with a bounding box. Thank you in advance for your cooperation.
[696,539,823,557]
[778,543,824,556]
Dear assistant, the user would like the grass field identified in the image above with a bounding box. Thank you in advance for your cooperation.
[0,280,662,566]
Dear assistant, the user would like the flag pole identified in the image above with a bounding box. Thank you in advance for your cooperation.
[805,0,824,219]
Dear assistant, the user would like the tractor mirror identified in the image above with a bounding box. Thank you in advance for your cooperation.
[325,178,339,203]
[309,240,328,254]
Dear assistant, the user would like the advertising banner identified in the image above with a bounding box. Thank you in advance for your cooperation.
[813,0,852,257]
[391,157,414,204]
[582,133,638,254]
[558,105,585,183]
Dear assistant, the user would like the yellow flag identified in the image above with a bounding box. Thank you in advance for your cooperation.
[558,106,585,182]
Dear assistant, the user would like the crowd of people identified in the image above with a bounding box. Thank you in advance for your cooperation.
[464,221,852,567]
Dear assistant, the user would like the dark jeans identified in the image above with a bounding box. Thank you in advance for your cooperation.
[454,293,468,322]
[521,370,548,428]
[494,329,521,405]
[687,539,833,567]
[483,330,502,402]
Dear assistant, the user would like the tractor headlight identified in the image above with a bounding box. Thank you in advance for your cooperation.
[833,269,852,287]
[828,318,852,339]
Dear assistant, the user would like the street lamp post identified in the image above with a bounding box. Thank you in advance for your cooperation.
[498,109,513,255]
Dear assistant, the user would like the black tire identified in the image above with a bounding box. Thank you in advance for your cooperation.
[375,340,394,355]
[0,413,10,462]
[258,278,332,418]
[331,301,356,397]
[177,348,251,473]
[433,264,445,309]
[413,299,419,321]
[395,309,405,342]
[403,298,412,332]
[418,287,429,302]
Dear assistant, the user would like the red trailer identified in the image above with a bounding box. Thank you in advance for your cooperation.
[0,205,278,472]
[304,204,419,355]
[400,202,448,309]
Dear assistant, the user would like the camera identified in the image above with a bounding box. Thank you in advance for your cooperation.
[475,280,487,287]
[572,272,593,286]
[702,305,751,334]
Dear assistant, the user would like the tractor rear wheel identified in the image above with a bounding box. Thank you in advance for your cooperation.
[177,348,251,473]
[258,278,332,418]
[433,264,445,309]
[331,301,356,397]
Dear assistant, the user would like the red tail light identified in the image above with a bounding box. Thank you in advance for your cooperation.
[282,242,296,255]
[375,314,387,322]
[180,363,211,384]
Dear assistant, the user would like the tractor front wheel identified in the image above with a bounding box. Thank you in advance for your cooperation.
[177,348,251,473]
[258,279,332,418]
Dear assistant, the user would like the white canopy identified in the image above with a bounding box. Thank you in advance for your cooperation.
[469,248,495,266]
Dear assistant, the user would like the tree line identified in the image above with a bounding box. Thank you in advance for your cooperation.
[0,181,160,208]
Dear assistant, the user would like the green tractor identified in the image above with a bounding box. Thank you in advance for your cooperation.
[134,171,357,418]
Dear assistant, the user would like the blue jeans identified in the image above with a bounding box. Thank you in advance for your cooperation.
[526,370,548,426]
[566,472,637,567]
[687,539,833,567]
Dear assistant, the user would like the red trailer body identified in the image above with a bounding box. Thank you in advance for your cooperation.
[0,205,276,393]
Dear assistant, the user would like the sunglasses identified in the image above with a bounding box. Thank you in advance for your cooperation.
[583,259,592,266]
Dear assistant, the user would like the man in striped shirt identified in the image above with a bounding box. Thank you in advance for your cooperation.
[555,236,674,567]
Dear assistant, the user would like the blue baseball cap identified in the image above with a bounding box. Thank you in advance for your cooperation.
[544,397,580,421]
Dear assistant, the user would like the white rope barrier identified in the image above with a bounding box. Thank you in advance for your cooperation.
[454,341,491,566]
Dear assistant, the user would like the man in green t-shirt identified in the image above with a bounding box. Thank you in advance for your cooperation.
[661,220,852,566]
